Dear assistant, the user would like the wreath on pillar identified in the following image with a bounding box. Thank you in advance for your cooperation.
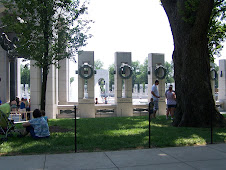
[154,65,166,79]
[210,68,217,80]
[0,33,18,52]
[119,63,133,79]
[78,63,94,79]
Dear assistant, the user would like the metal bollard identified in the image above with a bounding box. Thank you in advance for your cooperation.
[74,105,77,152]
[148,103,151,148]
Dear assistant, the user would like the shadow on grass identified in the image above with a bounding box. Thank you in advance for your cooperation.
[0,116,225,155]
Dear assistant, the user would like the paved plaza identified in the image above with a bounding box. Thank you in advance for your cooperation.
[0,143,226,170]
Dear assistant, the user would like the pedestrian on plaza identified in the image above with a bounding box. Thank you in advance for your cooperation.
[11,99,17,111]
[0,98,2,105]
[104,97,108,104]
[26,99,31,119]
[166,85,176,120]
[148,98,155,118]
[16,97,20,110]
[26,99,31,112]
[151,80,160,118]
[19,98,26,120]
[95,98,98,104]
[165,85,175,119]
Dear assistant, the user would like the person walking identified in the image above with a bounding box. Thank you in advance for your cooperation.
[151,80,160,118]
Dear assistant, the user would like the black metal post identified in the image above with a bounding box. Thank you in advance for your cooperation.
[211,110,213,144]
[148,103,151,148]
[74,105,77,152]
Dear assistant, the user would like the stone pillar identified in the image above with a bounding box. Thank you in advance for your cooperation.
[58,58,69,105]
[30,60,42,111]
[16,58,21,99]
[114,52,133,117]
[0,47,10,103]
[148,53,166,115]
[78,51,95,118]
[45,64,58,119]
[9,58,17,101]
[218,60,226,110]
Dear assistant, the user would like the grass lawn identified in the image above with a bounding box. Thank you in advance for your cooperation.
[0,115,226,156]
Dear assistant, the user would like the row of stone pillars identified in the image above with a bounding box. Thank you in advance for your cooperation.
[0,47,21,103]
[77,51,166,118]
[1,45,222,118]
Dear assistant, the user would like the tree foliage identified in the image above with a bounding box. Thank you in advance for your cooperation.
[21,64,30,86]
[94,59,104,70]
[108,64,114,91]
[164,61,174,83]
[0,0,92,110]
[208,0,226,60]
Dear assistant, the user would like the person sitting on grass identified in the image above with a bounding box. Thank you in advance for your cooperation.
[41,110,48,122]
[20,109,50,139]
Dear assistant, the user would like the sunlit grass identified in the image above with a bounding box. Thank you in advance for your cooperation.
[0,115,225,156]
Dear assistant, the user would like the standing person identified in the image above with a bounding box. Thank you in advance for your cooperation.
[104,97,108,104]
[148,98,155,118]
[0,98,2,105]
[95,98,98,104]
[11,99,18,111]
[16,97,20,110]
[166,85,176,120]
[165,85,175,119]
[19,98,26,120]
[26,99,31,120]
[151,80,160,118]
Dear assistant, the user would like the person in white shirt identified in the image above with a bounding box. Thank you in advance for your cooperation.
[166,85,176,120]
[151,80,160,118]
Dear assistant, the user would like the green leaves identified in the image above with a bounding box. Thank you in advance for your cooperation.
[0,0,92,67]
[208,0,226,60]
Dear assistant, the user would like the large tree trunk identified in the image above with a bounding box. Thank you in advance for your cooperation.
[161,0,225,127]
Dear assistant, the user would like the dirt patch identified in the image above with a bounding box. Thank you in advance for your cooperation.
[49,126,73,133]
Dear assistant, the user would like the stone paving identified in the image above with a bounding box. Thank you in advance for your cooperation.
[0,144,226,170]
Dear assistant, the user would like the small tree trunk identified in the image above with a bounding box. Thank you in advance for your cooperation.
[161,0,225,127]
[41,65,48,111]
[40,0,50,111]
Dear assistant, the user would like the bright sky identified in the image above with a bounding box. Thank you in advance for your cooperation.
[82,0,173,69]
[81,0,226,69]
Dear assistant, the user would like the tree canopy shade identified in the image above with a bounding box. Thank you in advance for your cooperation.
[0,0,92,110]
[161,0,225,127]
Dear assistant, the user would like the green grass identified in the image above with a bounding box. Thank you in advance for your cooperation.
[0,115,226,156]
